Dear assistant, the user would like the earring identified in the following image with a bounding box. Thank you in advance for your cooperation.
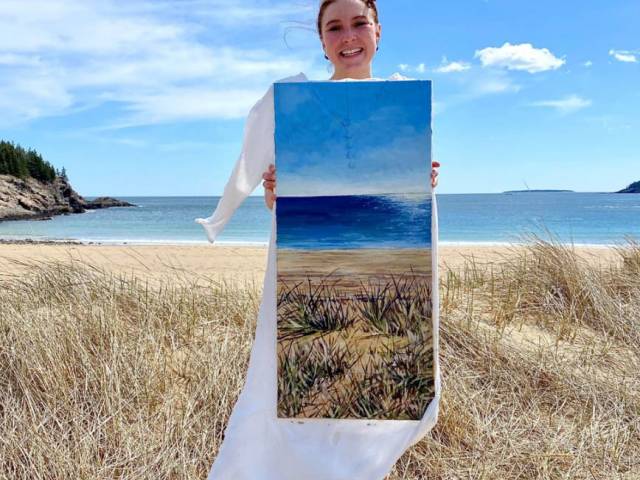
[324,54,329,60]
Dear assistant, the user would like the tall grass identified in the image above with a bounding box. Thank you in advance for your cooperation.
[1,238,639,478]
[330,341,436,420]
[277,279,354,339]
[277,337,353,417]
[391,237,639,479]
[0,260,259,479]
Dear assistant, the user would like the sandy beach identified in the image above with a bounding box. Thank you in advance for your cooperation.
[0,243,619,285]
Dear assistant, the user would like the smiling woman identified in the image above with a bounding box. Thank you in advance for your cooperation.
[262,0,439,210]
[196,1,440,479]
[317,0,381,80]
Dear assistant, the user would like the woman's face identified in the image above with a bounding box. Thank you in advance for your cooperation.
[320,0,381,79]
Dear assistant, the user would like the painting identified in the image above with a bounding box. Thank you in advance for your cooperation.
[274,80,434,420]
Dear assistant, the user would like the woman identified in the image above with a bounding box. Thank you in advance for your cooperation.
[262,0,439,207]
[196,1,440,478]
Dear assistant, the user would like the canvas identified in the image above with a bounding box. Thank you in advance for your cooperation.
[274,80,434,421]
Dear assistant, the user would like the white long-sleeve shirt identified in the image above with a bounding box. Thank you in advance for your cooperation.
[196,72,441,480]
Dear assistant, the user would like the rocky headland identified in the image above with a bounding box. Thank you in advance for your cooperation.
[0,174,134,222]
[617,181,640,193]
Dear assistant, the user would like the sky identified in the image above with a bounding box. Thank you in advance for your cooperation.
[0,0,637,196]
[275,81,431,196]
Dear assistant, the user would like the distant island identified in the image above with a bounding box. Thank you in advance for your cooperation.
[503,189,574,194]
[617,181,640,194]
[0,141,134,222]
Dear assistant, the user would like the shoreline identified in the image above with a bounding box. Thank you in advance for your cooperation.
[0,238,625,248]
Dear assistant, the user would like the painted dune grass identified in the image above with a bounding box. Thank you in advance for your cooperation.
[276,249,435,420]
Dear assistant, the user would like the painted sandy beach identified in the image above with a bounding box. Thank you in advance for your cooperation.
[277,248,434,419]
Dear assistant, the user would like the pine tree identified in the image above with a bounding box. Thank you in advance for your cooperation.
[0,140,59,183]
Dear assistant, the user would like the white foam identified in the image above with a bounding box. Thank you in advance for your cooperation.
[72,238,268,246]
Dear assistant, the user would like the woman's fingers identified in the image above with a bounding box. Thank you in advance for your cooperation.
[262,164,277,183]
[431,164,439,189]
[264,164,277,210]
[264,190,275,210]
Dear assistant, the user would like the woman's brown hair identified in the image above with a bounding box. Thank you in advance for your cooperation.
[317,0,379,37]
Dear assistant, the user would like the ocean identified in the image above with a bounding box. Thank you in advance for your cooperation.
[277,194,431,250]
[0,192,638,246]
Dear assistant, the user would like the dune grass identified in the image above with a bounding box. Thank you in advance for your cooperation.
[276,272,434,420]
[0,260,260,478]
[277,337,353,418]
[1,237,639,478]
[277,279,355,339]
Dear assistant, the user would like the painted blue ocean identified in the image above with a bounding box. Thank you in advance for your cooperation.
[0,192,638,246]
[277,194,431,250]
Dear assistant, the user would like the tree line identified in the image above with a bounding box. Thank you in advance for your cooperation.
[0,141,66,183]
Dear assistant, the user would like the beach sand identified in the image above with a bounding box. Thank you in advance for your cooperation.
[0,243,619,285]
[277,248,432,293]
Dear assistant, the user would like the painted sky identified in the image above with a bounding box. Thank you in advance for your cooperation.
[275,81,430,196]
[0,0,638,195]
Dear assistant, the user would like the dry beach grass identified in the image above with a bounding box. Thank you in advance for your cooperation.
[0,238,638,479]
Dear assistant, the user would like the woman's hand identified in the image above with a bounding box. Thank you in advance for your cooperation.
[262,163,276,210]
[431,161,440,189]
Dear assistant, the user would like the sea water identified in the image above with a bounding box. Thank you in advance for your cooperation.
[277,194,431,250]
[0,192,638,246]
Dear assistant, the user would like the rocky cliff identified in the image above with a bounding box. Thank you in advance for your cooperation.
[617,181,640,194]
[0,174,134,222]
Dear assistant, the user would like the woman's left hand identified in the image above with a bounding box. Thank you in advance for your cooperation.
[431,161,440,189]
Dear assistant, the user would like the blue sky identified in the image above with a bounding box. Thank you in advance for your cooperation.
[275,81,431,196]
[0,0,637,196]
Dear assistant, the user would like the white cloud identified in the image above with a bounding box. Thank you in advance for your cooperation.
[396,58,471,75]
[0,0,319,127]
[435,59,471,73]
[112,87,267,127]
[474,76,520,94]
[529,95,592,114]
[583,60,593,67]
[397,63,426,74]
[0,53,44,67]
[609,49,638,63]
[475,42,565,73]
[142,0,314,26]
[433,69,520,115]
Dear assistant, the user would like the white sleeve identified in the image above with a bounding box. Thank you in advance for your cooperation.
[194,85,275,243]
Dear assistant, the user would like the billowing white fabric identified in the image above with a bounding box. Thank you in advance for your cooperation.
[195,72,441,480]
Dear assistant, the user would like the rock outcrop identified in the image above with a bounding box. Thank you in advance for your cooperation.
[0,174,134,222]
[617,181,640,194]
[85,196,135,209]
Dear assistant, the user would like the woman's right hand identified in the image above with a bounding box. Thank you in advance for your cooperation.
[262,163,276,210]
